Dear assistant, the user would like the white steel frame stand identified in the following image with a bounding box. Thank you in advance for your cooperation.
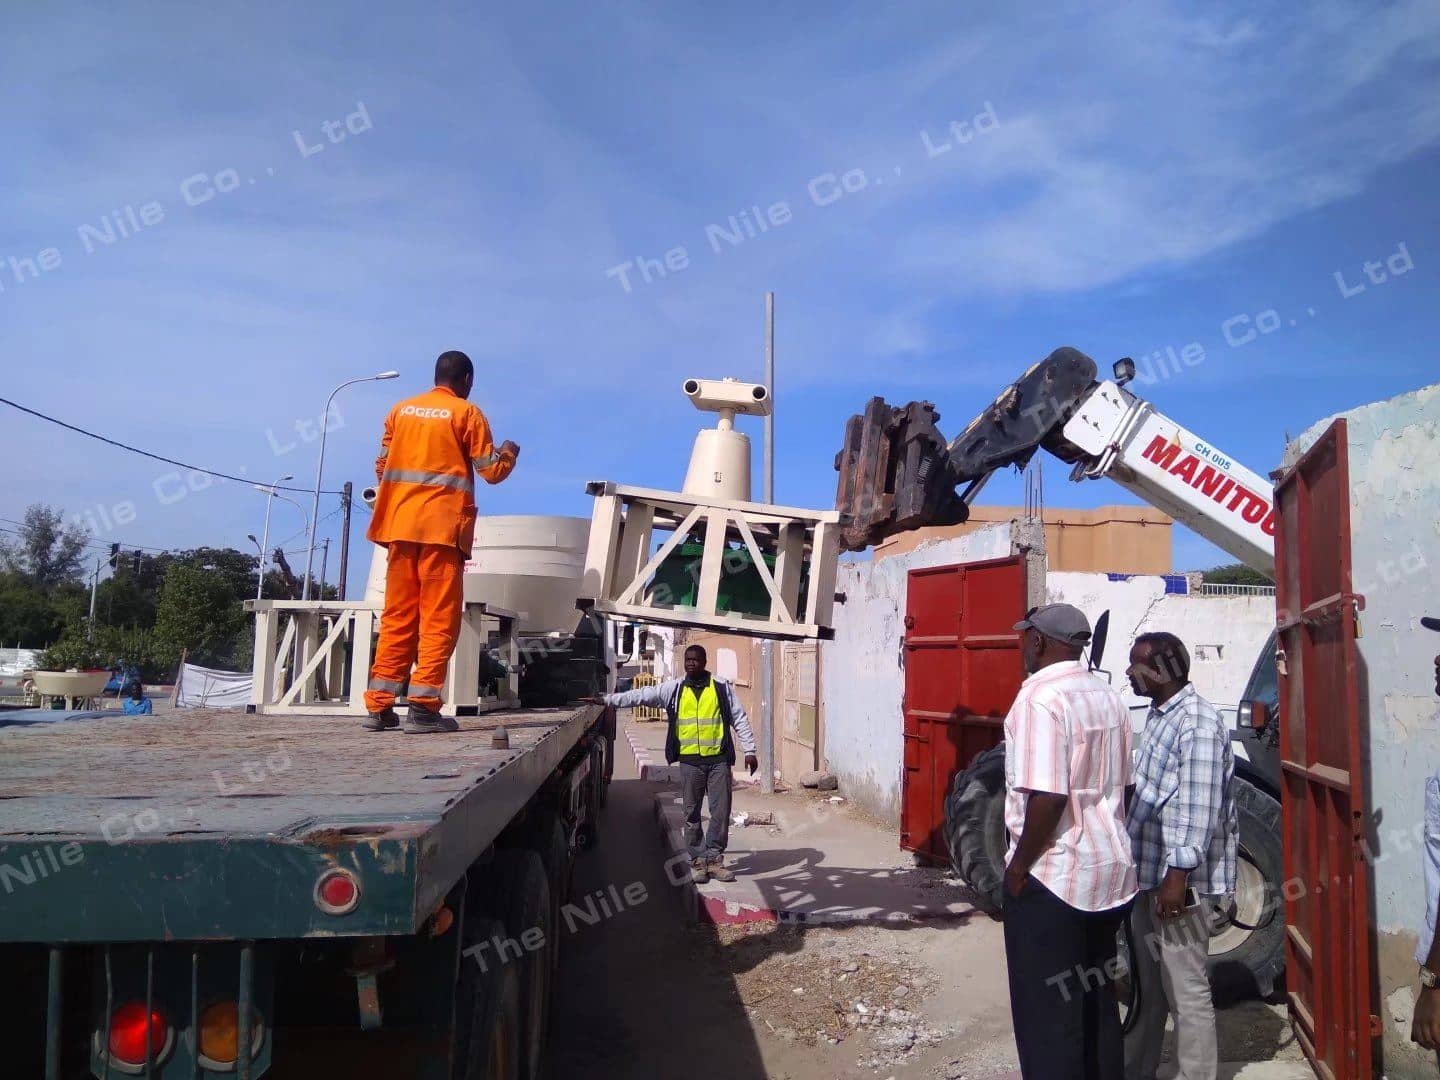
[580,482,843,641]
[246,598,520,717]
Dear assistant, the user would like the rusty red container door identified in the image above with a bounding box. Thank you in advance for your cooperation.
[901,556,1026,861]
[1274,418,1375,1079]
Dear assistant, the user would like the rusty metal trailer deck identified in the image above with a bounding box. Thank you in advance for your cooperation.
[0,704,606,942]
[1,703,611,1079]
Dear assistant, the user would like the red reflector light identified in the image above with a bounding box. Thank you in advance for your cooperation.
[108,1001,170,1066]
[315,868,361,914]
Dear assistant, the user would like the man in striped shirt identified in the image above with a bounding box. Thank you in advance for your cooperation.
[1123,631,1236,1080]
[1002,603,1137,1080]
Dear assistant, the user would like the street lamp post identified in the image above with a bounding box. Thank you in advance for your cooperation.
[302,372,399,600]
[254,473,294,601]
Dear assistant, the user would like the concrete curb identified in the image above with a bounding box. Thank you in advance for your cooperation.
[622,721,762,788]
[651,791,969,927]
[652,790,770,925]
[622,722,683,783]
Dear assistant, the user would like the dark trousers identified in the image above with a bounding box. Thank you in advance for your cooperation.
[678,759,732,860]
[1003,875,1130,1080]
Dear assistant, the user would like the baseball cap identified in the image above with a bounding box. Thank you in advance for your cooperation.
[1014,603,1092,646]
[1423,616,1440,632]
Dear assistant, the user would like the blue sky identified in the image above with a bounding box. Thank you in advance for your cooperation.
[4,1,1439,593]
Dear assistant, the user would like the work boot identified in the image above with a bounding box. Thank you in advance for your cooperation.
[362,708,399,732]
[690,857,709,884]
[706,858,735,882]
[404,704,459,734]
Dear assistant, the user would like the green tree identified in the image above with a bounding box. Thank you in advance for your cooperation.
[1202,562,1274,586]
[0,504,91,592]
[0,571,66,647]
[152,560,252,671]
[97,570,159,629]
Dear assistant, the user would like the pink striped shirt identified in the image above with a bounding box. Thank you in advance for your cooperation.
[1003,659,1137,912]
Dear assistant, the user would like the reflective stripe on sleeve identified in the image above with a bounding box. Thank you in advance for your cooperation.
[473,453,497,469]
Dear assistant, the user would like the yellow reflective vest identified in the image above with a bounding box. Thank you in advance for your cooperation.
[676,682,725,757]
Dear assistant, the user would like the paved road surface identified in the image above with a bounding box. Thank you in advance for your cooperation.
[544,754,774,1079]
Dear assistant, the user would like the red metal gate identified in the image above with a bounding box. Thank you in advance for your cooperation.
[1274,419,1375,1079]
[901,556,1026,861]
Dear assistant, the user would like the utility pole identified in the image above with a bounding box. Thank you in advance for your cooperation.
[86,556,103,642]
[758,291,776,794]
[255,473,295,601]
[318,538,330,599]
[337,481,353,600]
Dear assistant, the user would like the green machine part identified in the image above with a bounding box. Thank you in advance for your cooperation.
[650,541,809,621]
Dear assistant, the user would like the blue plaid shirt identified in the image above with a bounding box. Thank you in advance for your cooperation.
[1128,684,1238,895]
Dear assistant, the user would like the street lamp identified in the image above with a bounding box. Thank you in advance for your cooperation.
[254,473,295,601]
[302,371,399,600]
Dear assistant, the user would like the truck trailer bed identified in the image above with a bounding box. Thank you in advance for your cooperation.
[0,704,602,943]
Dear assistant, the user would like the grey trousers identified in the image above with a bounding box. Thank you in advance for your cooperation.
[679,759,732,861]
[1124,889,1219,1080]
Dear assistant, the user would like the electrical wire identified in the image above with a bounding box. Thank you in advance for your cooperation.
[0,395,344,495]
[0,519,171,555]
[268,507,343,555]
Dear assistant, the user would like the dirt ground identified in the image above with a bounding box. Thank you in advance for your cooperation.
[545,765,1310,1080]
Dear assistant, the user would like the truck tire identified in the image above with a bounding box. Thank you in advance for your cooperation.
[577,741,605,851]
[1206,777,1285,1000]
[455,916,522,1080]
[475,850,553,1080]
[523,815,570,978]
[943,742,1008,917]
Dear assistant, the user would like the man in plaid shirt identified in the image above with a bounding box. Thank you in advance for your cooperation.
[1123,631,1237,1080]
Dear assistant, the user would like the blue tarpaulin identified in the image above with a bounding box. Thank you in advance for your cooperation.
[0,708,114,729]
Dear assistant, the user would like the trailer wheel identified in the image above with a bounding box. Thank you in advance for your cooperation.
[522,815,571,978]
[577,742,605,851]
[943,742,1007,917]
[1206,777,1285,1000]
[595,738,610,808]
[455,916,521,1080]
[475,850,553,1080]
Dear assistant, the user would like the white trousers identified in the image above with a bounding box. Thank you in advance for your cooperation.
[1124,888,1218,1080]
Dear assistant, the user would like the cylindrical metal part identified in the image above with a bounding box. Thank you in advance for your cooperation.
[681,427,753,501]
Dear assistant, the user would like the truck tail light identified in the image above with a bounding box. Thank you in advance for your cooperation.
[197,1000,265,1069]
[314,868,361,914]
[102,1001,173,1069]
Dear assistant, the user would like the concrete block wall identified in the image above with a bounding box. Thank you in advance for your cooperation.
[819,528,1275,827]
[1044,572,1274,710]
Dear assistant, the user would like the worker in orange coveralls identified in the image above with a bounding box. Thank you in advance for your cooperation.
[362,350,519,733]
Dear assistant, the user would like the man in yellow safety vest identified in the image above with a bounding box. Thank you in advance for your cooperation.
[594,645,758,883]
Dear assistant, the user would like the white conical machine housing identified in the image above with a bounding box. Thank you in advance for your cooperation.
[680,377,771,502]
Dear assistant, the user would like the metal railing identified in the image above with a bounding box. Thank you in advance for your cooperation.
[627,672,666,721]
[1196,582,1277,598]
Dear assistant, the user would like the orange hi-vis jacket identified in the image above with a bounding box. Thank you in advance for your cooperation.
[365,386,516,555]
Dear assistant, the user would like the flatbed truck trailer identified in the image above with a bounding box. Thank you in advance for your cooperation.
[0,702,615,1080]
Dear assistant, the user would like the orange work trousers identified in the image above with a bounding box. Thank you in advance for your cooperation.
[363,541,464,713]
